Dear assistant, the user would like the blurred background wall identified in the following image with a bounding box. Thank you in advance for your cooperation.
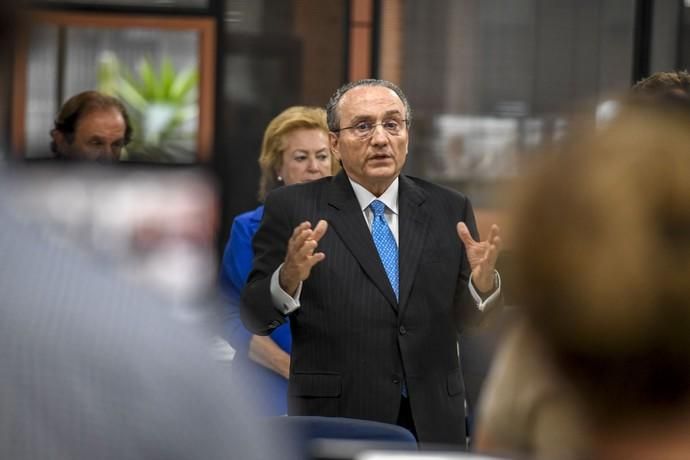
[3,0,689,270]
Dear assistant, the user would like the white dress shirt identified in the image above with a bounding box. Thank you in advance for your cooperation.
[270,177,501,314]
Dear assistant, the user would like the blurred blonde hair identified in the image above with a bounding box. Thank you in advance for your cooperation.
[257,106,339,201]
[512,99,690,426]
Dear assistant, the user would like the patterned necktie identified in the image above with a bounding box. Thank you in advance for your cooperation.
[371,200,406,396]
[370,199,399,300]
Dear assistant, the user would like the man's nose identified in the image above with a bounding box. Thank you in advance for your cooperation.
[370,123,389,144]
[96,146,118,161]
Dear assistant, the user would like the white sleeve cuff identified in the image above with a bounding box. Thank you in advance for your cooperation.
[469,270,501,312]
[270,263,302,314]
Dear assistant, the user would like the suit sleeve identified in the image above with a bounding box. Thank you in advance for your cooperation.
[219,217,254,354]
[241,192,293,335]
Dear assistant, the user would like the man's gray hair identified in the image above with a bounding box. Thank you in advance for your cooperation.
[326,79,412,132]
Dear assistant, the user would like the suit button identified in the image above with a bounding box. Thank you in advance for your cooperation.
[392,377,400,384]
[399,325,407,335]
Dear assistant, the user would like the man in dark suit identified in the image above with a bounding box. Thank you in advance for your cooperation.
[242,79,502,446]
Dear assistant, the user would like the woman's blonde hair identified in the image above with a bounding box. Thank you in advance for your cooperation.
[257,106,338,201]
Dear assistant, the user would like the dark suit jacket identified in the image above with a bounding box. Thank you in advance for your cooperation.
[242,171,491,445]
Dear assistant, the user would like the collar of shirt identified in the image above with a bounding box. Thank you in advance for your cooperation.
[348,177,399,242]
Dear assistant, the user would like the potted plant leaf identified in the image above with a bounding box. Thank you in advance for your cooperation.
[98,51,199,163]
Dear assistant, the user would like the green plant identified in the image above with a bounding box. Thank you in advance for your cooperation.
[98,52,199,162]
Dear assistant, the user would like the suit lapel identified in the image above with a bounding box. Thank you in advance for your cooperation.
[324,172,399,311]
[398,175,430,315]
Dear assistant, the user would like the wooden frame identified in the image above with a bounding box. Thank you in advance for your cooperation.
[12,10,216,161]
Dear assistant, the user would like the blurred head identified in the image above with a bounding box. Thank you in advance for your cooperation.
[633,70,690,99]
[257,106,337,201]
[51,91,133,162]
[11,165,219,306]
[512,100,690,434]
[326,79,412,196]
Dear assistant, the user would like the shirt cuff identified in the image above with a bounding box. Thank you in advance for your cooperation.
[270,263,302,314]
[469,270,501,312]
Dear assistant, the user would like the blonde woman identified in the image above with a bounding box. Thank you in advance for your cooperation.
[220,106,338,415]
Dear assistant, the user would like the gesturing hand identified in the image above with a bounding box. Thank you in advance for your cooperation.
[279,220,328,296]
[456,222,502,294]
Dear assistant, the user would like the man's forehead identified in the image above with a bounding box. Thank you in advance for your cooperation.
[76,108,126,133]
[339,86,404,117]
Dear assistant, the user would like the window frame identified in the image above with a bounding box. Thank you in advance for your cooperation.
[12,9,217,161]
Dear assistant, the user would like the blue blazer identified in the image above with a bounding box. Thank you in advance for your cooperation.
[220,205,292,415]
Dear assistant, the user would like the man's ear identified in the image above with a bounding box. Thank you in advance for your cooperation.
[329,131,341,162]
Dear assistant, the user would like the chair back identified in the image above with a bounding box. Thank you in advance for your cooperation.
[264,416,418,460]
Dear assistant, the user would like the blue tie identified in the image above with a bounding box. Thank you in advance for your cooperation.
[370,200,399,300]
[371,200,406,396]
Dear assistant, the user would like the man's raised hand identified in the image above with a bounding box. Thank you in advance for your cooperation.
[456,222,502,294]
[279,220,328,296]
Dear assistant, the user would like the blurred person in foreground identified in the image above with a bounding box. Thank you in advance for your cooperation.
[0,5,292,459]
[50,90,132,161]
[220,105,338,415]
[9,166,221,318]
[241,79,503,445]
[474,72,690,460]
[0,177,291,459]
[632,69,690,98]
[479,97,690,460]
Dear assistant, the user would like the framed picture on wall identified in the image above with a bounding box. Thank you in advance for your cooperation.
[12,10,216,163]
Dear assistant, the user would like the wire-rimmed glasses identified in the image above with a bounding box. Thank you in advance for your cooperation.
[332,118,408,139]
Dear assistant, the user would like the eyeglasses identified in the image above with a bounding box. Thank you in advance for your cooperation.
[333,119,408,139]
